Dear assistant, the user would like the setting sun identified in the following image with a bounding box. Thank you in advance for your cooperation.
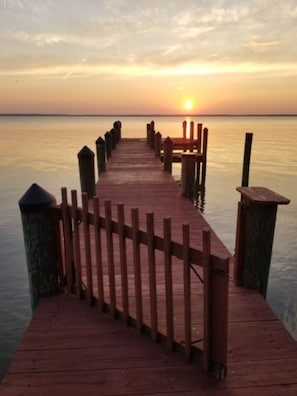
[184,100,193,111]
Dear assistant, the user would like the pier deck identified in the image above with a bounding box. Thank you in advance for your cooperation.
[1,138,297,395]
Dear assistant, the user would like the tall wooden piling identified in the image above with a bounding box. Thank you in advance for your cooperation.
[154,132,162,157]
[163,137,173,173]
[242,133,253,187]
[77,146,95,197]
[201,128,208,186]
[234,187,290,297]
[19,183,59,311]
[95,137,106,176]
[105,131,112,159]
[181,153,196,199]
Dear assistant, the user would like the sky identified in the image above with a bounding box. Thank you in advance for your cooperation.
[0,0,297,115]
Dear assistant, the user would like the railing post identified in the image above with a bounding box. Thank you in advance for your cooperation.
[181,153,196,199]
[234,187,290,297]
[105,131,112,159]
[203,228,229,379]
[154,131,162,157]
[19,183,59,312]
[77,145,95,197]
[95,137,106,176]
[163,137,173,173]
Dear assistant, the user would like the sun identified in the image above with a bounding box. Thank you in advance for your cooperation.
[184,100,193,111]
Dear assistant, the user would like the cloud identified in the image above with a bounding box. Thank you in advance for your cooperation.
[1,0,297,80]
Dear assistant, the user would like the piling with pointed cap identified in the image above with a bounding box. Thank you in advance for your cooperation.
[96,137,106,176]
[105,131,112,159]
[19,183,59,311]
[77,145,95,197]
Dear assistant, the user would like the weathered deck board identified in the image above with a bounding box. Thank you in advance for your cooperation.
[1,138,297,395]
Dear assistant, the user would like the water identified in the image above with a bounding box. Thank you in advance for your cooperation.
[0,115,296,380]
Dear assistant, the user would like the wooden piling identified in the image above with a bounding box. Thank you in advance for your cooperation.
[242,133,253,187]
[19,183,59,311]
[182,120,187,139]
[154,131,162,157]
[110,128,117,150]
[196,123,203,184]
[113,120,121,143]
[163,137,173,173]
[181,153,196,199]
[77,145,95,197]
[95,137,106,176]
[104,131,112,159]
[201,128,208,186]
[234,187,290,297]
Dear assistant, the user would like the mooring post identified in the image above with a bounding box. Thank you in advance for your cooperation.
[95,136,106,176]
[154,131,162,157]
[19,183,60,311]
[146,123,151,145]
[201,127,208,186]
[163,136,173,173]
[77,145,95,197]
[181,153,196,199]
[149,120,155,150]
[234,186,290,297]
[110,128,117,150]
[242,133,253,187]
[114,120,121,143]
[105,131,112,159]
[182,120,187,139]
[190,121,194,141]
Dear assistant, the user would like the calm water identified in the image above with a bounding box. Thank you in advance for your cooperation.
[0,115,296,380]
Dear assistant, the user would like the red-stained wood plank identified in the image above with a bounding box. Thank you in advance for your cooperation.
[2,138,297,396]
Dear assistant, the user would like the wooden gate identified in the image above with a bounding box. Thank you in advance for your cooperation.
[58,187,229,378]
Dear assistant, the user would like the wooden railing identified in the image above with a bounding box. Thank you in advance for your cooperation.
[58,187,229,378]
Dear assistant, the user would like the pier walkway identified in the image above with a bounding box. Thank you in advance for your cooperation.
[1,138,297,395]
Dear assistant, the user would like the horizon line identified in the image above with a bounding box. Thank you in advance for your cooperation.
[1,113,297,117]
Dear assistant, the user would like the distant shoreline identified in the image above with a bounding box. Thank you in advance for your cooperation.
[0,113,297,117]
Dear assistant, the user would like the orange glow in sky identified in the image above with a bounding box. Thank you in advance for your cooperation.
[0,2,297,115]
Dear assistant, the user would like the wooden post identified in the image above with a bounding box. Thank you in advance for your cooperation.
[154,131,162,157]
[203,228,229,379]
[196,123,203,184]
[113,120,121,143]
[77,145,95,197]
[242,133,253,187]
[146,123,151,145]
[110,128,117,150]
[201,128,208,186]
[181,153,196,199]
[163,137,173,173]
[95,137,106,176]
[149,120,155,149]
[234,187,290,297]
[190,121,194,140]
[105,131,112,159]
[19,183,59,311]
[182,120,187,139]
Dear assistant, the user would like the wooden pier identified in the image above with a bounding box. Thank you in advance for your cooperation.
[1,134,297,395]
